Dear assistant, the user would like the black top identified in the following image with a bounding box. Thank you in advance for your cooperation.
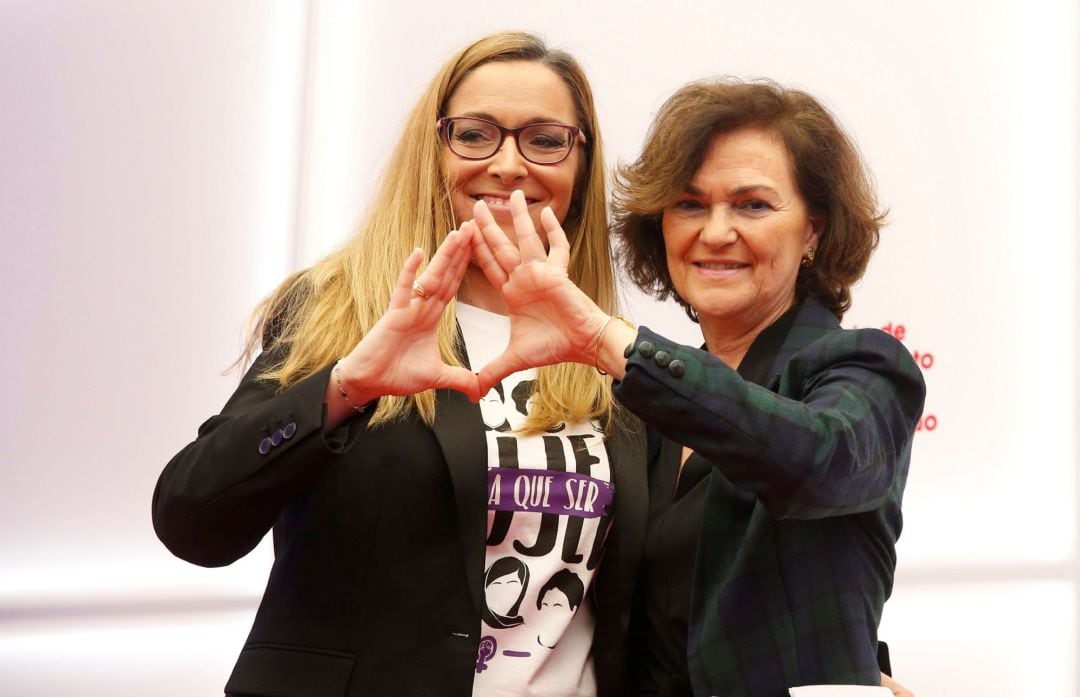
[637,306,798,697]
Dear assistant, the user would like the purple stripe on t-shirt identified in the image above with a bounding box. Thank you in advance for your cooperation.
[486,468,614,518]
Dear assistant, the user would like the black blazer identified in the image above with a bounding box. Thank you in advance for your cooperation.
[152,348,647,697]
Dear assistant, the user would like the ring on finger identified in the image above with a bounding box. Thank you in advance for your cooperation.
[411,280,431,299]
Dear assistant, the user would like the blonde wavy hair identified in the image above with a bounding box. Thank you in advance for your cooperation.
[244,32,619,433]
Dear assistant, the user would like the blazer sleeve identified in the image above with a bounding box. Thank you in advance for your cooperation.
[151,351,372,568]
[612,326,926,520]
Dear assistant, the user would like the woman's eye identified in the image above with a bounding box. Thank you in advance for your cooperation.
[739,199,773,213]
[455,129,494,144]
[672,199,704,212]
[527,133,567,150]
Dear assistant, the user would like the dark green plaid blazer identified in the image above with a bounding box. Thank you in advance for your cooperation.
[613,296,926,697]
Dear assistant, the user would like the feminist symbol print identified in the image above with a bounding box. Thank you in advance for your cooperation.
[476,635,497,673]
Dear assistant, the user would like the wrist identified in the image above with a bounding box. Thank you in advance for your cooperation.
[592,314,636,379]
[332,359,378,413]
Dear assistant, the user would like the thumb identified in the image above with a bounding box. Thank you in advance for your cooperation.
[434,367,484,403]
[476,350,529,397]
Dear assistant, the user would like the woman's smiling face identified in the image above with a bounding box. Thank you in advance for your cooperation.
[442,60,581,242]
[662,127,819,335]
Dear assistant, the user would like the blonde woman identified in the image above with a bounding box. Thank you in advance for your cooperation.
[153,33,646,697]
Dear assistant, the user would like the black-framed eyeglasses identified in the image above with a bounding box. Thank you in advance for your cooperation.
[436,116,585,165]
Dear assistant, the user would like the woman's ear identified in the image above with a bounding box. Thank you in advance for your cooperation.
[807,215,826,247]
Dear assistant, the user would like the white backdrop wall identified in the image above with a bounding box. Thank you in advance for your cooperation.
[1,1,1076,694]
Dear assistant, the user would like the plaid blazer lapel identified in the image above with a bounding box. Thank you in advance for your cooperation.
[760,295,841,391]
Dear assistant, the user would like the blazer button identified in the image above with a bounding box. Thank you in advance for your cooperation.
[271,429,284,447]
[258,437,273,455]
[282,421,297,439]
[623,342,636,358]
[637,340,655,358]
[668,359,686,378]
[654,350,671,368]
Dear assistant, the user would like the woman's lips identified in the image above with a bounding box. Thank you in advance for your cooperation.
[693,261,749,277]
[474,194,538,209]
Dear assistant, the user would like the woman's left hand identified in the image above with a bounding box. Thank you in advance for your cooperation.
[469,190,606,394]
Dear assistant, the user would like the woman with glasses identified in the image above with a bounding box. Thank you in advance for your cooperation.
[152,32,646,697]
[469,78,925,696]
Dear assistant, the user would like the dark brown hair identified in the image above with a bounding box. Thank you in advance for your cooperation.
[613,78,885,319]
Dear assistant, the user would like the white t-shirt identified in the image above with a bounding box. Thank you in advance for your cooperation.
[457,303,615,697]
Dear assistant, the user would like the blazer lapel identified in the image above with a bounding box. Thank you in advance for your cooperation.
[609,418,649,569]
[431,386,489,616]
[764,295,840,389]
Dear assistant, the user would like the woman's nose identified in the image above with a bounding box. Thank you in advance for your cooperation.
[486,137,529,181]
[699,206,738,245]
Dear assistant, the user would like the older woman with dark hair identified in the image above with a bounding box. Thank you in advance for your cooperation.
[471,78,925,697]
[615,79,882,323]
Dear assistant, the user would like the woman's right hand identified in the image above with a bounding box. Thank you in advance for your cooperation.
[325,227,481,426]
[468,191,637,393]
[467,192,610,395]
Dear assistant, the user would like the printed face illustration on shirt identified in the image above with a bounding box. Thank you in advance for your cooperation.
[534,569,584,649]
[535,588,572,648]
[479,383,512,432]
[488,571,523,615]
[482,557,530,629]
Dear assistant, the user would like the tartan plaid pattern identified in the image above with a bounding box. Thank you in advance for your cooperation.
[614,297,925,696]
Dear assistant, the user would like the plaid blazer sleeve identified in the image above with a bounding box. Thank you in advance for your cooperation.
[613,325,925,520]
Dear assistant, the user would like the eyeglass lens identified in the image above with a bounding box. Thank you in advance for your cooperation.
[444,118,574,164]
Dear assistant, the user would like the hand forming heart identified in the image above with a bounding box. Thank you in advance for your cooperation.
[332,190,614,418]
[332,225,484,410]
[467,190,609,397]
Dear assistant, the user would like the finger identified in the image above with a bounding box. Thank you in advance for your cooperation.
[450,224,474,275]
[540,206,571,270]
[473,198,521,272]
[415,230,465,303]
[439,226,474,302]
[510,189,547,262]
[432,366,483,402]
[469,219,509,287]
[389,248,426,309]
[427,229,464,278]
[477,350,530,395]
[474,369,500,401]
[454,218,473,244]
